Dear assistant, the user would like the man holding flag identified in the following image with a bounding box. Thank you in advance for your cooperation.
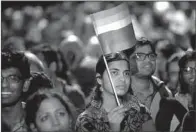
[75,3,156,132]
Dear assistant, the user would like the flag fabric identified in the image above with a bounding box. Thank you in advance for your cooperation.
[91,3,136,54]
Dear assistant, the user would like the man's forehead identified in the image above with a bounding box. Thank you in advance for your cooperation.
[135,45,153,53]
[2,67,22,76]
[108,60,129,69]
[186,60,196,67]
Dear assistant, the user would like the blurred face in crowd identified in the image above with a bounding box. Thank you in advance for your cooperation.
[35,97,70,132]
[167,61,180,91]
[134,45,156,77]
[181,60,196,89]
[98,60,131,96]
[33,52,56,79]
[12,10,24,31]
[1,67,24,106]
[169,11,190,35]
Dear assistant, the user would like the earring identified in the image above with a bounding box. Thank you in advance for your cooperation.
[100,87,104,92]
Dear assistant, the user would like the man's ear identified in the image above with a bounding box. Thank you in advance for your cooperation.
[49,62,57,73]
[23,78,31,93]
[96,73,102,85]
[30,123,38,132]
[129,56,138,75]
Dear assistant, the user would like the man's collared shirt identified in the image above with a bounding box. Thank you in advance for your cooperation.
[11,117,28,132]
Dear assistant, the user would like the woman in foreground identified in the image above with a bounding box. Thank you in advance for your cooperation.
[75,52,156,132]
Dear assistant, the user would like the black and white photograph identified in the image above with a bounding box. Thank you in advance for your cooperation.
[1,1,196,132]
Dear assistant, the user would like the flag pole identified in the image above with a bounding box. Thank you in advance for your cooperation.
[91,17,121,106]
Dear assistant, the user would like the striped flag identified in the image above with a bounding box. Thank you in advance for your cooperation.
[91,3,136,54]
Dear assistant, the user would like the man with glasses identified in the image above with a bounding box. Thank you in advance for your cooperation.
[126,38,172,123]
[2,51,30,132]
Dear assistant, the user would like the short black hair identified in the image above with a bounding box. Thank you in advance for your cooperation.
[2,51,30,79]
[134,37,156,54]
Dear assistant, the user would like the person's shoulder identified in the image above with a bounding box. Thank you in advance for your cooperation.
[175,92,183,98]
[76,108,93,122]
[77,104,97,119]
[75,108,96,132]
[175,92,189,100]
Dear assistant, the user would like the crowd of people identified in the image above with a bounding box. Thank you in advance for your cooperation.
[1,1,196,132]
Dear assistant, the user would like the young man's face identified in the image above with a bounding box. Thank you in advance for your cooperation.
[100,60,131,96]
[133,45,156,77]
[1,67,24,106]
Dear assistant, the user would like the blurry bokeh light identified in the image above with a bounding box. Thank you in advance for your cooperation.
[89,36,99,45]
[154,2,171,14]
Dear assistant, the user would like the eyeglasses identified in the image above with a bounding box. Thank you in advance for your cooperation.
[1,75,22,83]
[182,67,196,74]
[135,53,157,61]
